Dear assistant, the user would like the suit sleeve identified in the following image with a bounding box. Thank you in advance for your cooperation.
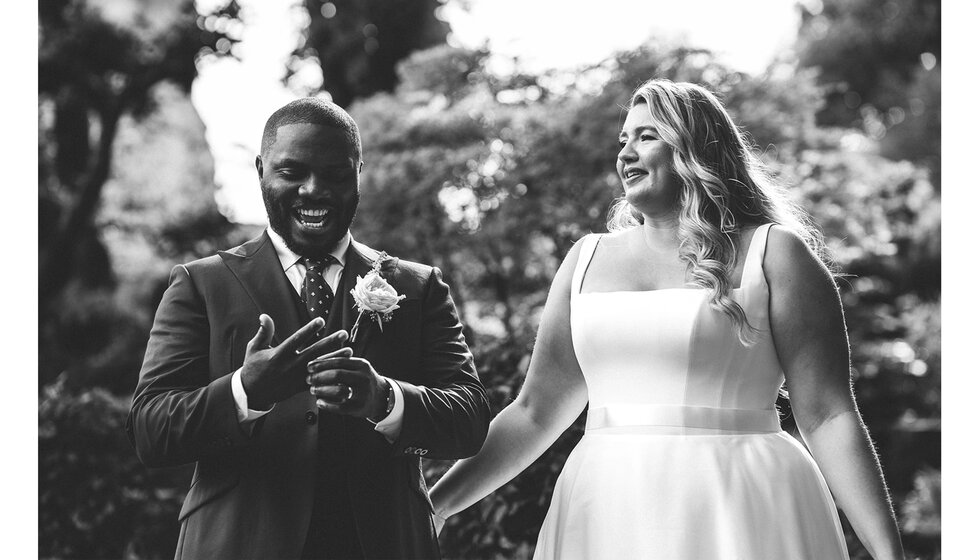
[391,267,491,460]
[126,265,251,468]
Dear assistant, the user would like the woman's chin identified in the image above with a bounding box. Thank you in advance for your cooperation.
[624,190,655,211]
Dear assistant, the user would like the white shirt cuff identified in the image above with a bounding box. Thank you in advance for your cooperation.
[231,368,274,424]
[372,379,405,442]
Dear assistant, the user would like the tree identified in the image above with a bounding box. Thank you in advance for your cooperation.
[38,3,260,557]
[795,0,940,176]
[38,0,241,388]
[38,0,241,299]
[293,0,450,106]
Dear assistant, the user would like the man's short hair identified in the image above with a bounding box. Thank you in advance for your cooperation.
[260,97,362,160]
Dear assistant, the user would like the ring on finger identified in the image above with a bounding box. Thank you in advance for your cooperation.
[340,383,354,403]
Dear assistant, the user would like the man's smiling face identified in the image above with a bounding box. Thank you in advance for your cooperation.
[257,122,361,258]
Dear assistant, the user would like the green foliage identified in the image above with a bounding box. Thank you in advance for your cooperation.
[37,3,258,556]
[38,0,242,387]
[295,0,451,106]
[903,467,941,529]
[796,0,939,121]
[39,377,192,559]
[795,0,940,172]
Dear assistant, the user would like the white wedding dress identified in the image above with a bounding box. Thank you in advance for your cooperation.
[533,224,849,559]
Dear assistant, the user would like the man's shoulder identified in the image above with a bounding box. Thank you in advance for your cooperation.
[390,256,435,279]
[385,258,441,302]
[179,254,224,275]
[354,241,433,272]
[182,233,268,274]
[352,240,438,290]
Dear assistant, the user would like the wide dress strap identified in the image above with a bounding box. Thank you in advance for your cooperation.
[738,223,774,293]
[570,233,602,298]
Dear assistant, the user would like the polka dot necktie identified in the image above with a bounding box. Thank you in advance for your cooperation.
[301,257,337,336]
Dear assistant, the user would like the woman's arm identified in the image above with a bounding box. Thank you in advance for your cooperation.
[429,240,590,523]
[766,226,904,560]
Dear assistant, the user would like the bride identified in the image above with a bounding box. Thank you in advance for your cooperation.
[429,79,904,559]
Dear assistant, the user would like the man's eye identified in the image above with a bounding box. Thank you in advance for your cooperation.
[279,169,302,179]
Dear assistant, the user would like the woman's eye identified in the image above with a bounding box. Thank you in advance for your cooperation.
[641,134,657,141]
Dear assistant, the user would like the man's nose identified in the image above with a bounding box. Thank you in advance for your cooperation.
[298,175,328,197]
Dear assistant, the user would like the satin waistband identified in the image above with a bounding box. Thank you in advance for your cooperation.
[585,404,780,434]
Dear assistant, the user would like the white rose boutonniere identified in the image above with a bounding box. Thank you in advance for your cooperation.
[349,252,406,344]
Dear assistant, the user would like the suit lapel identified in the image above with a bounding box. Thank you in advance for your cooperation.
[221,233,388,355]
[219,231,304,345]
[335,241,376,355]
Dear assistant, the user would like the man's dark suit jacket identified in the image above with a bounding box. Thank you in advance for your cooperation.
[127,232,490,559]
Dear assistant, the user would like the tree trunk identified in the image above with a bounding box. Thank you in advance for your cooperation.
[39,100,122,301]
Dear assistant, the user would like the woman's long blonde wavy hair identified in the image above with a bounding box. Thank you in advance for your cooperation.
[608,79,832,344]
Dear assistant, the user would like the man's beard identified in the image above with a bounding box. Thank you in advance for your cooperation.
[261,187,359,259]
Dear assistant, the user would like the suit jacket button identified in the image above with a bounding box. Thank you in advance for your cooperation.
[305,411,317,425]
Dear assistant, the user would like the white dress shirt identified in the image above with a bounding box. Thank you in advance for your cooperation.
[230,227,405,441]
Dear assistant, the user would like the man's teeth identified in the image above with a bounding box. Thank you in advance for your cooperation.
[298,208,327,217]
[296,208,328,227]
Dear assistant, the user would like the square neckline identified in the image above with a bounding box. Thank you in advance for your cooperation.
[576,225,770,296]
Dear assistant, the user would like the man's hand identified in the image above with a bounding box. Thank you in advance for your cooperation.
[306,345,389,419]
[241,314,348,410]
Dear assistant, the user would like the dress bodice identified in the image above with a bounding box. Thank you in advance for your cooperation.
[570,224,784,434]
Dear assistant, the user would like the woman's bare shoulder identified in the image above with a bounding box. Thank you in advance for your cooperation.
[762,224,834,289]
[550,234,594,291]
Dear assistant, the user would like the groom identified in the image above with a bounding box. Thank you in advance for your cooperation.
[127,97,490,559]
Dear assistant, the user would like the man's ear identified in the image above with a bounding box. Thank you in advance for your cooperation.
[255,156,264,178]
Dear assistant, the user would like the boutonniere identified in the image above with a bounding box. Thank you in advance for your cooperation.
[349,251,406,345]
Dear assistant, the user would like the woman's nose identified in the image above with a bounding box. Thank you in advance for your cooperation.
[618,142,637,163]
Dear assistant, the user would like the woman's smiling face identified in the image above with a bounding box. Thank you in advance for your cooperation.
[617,102,682,216]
